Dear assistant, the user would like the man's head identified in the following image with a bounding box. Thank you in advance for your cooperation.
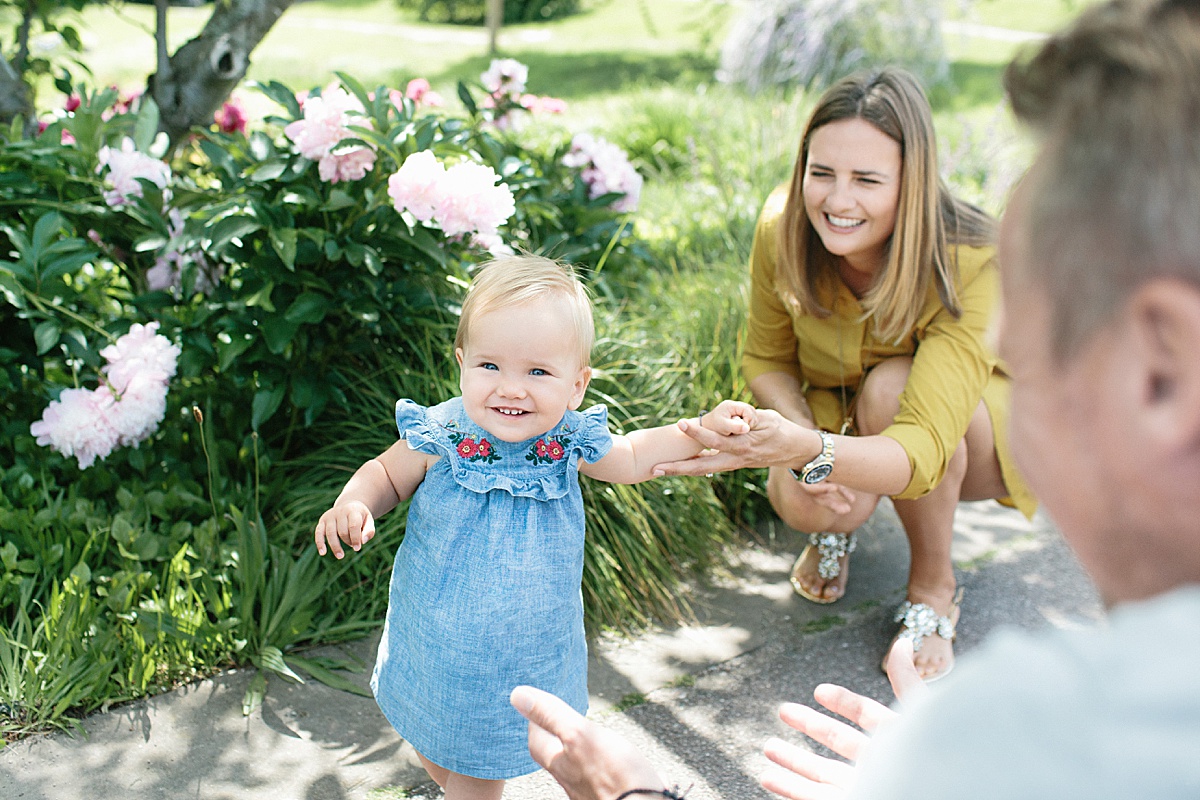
[999,0,1200,604]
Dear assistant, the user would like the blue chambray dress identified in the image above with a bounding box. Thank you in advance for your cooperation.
[370,397,613,780]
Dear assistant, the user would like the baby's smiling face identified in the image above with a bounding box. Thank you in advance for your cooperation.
[456,295,592,443]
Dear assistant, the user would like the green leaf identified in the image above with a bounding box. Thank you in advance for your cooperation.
[134,96,161,153]
[286,655,372,697]
[242,670,267,716]
[258,645,305,683]
[33,320,60,354]
[362,245,383,276]
[217,336,254,372]
[245,281,276,312]
[269,228,297,270]
[457,80,478,117]
[251,384,286,430]
[199,139,238,180]
[31,211,66,255]
[260,317,299,354]
[284,292,330,324]
[322,190,355,212]
[207,214,262,253]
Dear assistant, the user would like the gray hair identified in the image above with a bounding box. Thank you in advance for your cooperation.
[1004,0,1200,357]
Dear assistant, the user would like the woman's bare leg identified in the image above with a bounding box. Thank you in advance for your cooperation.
[856,358,1008,678]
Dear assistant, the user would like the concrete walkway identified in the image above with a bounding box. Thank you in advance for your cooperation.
[0,499,1102,800]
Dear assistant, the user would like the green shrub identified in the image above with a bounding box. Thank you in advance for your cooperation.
[0,61,747,737]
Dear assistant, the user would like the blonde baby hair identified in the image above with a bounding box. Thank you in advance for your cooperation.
[455,254,596,367]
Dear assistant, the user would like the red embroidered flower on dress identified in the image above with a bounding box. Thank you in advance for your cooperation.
[477,438,492,458]
[535,439,549,458]
[547,440,565,461]
[457,437,478,458]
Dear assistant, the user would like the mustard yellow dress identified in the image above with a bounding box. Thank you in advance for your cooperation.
[742,186,1036,518]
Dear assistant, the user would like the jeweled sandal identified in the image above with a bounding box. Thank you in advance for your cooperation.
[790,532,857,604]
[884,589,963,682]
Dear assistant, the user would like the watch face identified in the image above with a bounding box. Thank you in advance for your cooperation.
[803,463,833,484]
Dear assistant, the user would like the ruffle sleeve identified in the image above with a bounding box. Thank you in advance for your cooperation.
[573,404,614,464]
[395,399,453,459]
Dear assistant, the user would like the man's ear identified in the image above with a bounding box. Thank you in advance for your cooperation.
[568,366,592,410]
[1130,279,1200,448]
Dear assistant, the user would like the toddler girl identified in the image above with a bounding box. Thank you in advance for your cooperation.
[314,254,750,800]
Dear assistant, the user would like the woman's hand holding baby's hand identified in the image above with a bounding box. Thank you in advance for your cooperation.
[314,500,375,559]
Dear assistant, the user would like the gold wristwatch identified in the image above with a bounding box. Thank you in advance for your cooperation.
[789,430,835,485]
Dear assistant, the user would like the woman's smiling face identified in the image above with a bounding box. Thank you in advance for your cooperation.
[802,117,903,284]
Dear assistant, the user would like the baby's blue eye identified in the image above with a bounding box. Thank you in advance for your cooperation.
[482,362,498,371]
[530,368,547,376]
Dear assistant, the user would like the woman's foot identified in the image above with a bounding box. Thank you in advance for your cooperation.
[883,586,962,681]
[790,532,856,604]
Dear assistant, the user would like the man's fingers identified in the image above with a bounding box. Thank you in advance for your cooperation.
[526,717,566,770]
[884,638,929,705]
[778,702,871,762]
[511,686,580,739]
[763,736,856,789]
[810,685,898,735]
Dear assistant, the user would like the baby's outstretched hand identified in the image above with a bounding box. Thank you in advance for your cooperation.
[314,501,376,559]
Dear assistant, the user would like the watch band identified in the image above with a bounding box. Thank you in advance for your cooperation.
[789,430,835,485]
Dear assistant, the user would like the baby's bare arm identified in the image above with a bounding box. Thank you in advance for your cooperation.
[315,439,433,559]
[581,400,755,484]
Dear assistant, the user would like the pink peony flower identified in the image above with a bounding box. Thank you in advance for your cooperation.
[214,97,248,134]
[388,150,448,223]
[284,84,376,183]
[31,322,181,468]
[97,138,172,208]
[435,161,516,237]
[389,152,515,239]
[100,321,180,390]
[30,387,120,469]
[318,147,377,183]
[520,94,567,114]
[406,78,431,101]
[64,94,81,113]
[61,129,76,146]
[563,133,643,213]
[482,59,528,96]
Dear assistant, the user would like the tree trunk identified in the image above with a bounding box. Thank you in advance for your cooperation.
[0,0,36,133]
[0,55,33,132]
[149,0,296,147]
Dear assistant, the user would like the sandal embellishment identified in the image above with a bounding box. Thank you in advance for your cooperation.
[893,600,956,652]
[809,532,857,579]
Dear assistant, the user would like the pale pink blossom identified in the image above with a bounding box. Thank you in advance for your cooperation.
[434,161,516,237]
[481,59,528,96]
[388,152,515,239]
[284,84,376,183]
[100,321,180,390]
[391,81,445,111]
[563,133,643,213]
[520,94,567,114]
[388,150,448,223]
[96,138,172,208]
[318,147,377,183]
[30,387,120,469]
[32,322,180,468]
[107,373,169,447]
